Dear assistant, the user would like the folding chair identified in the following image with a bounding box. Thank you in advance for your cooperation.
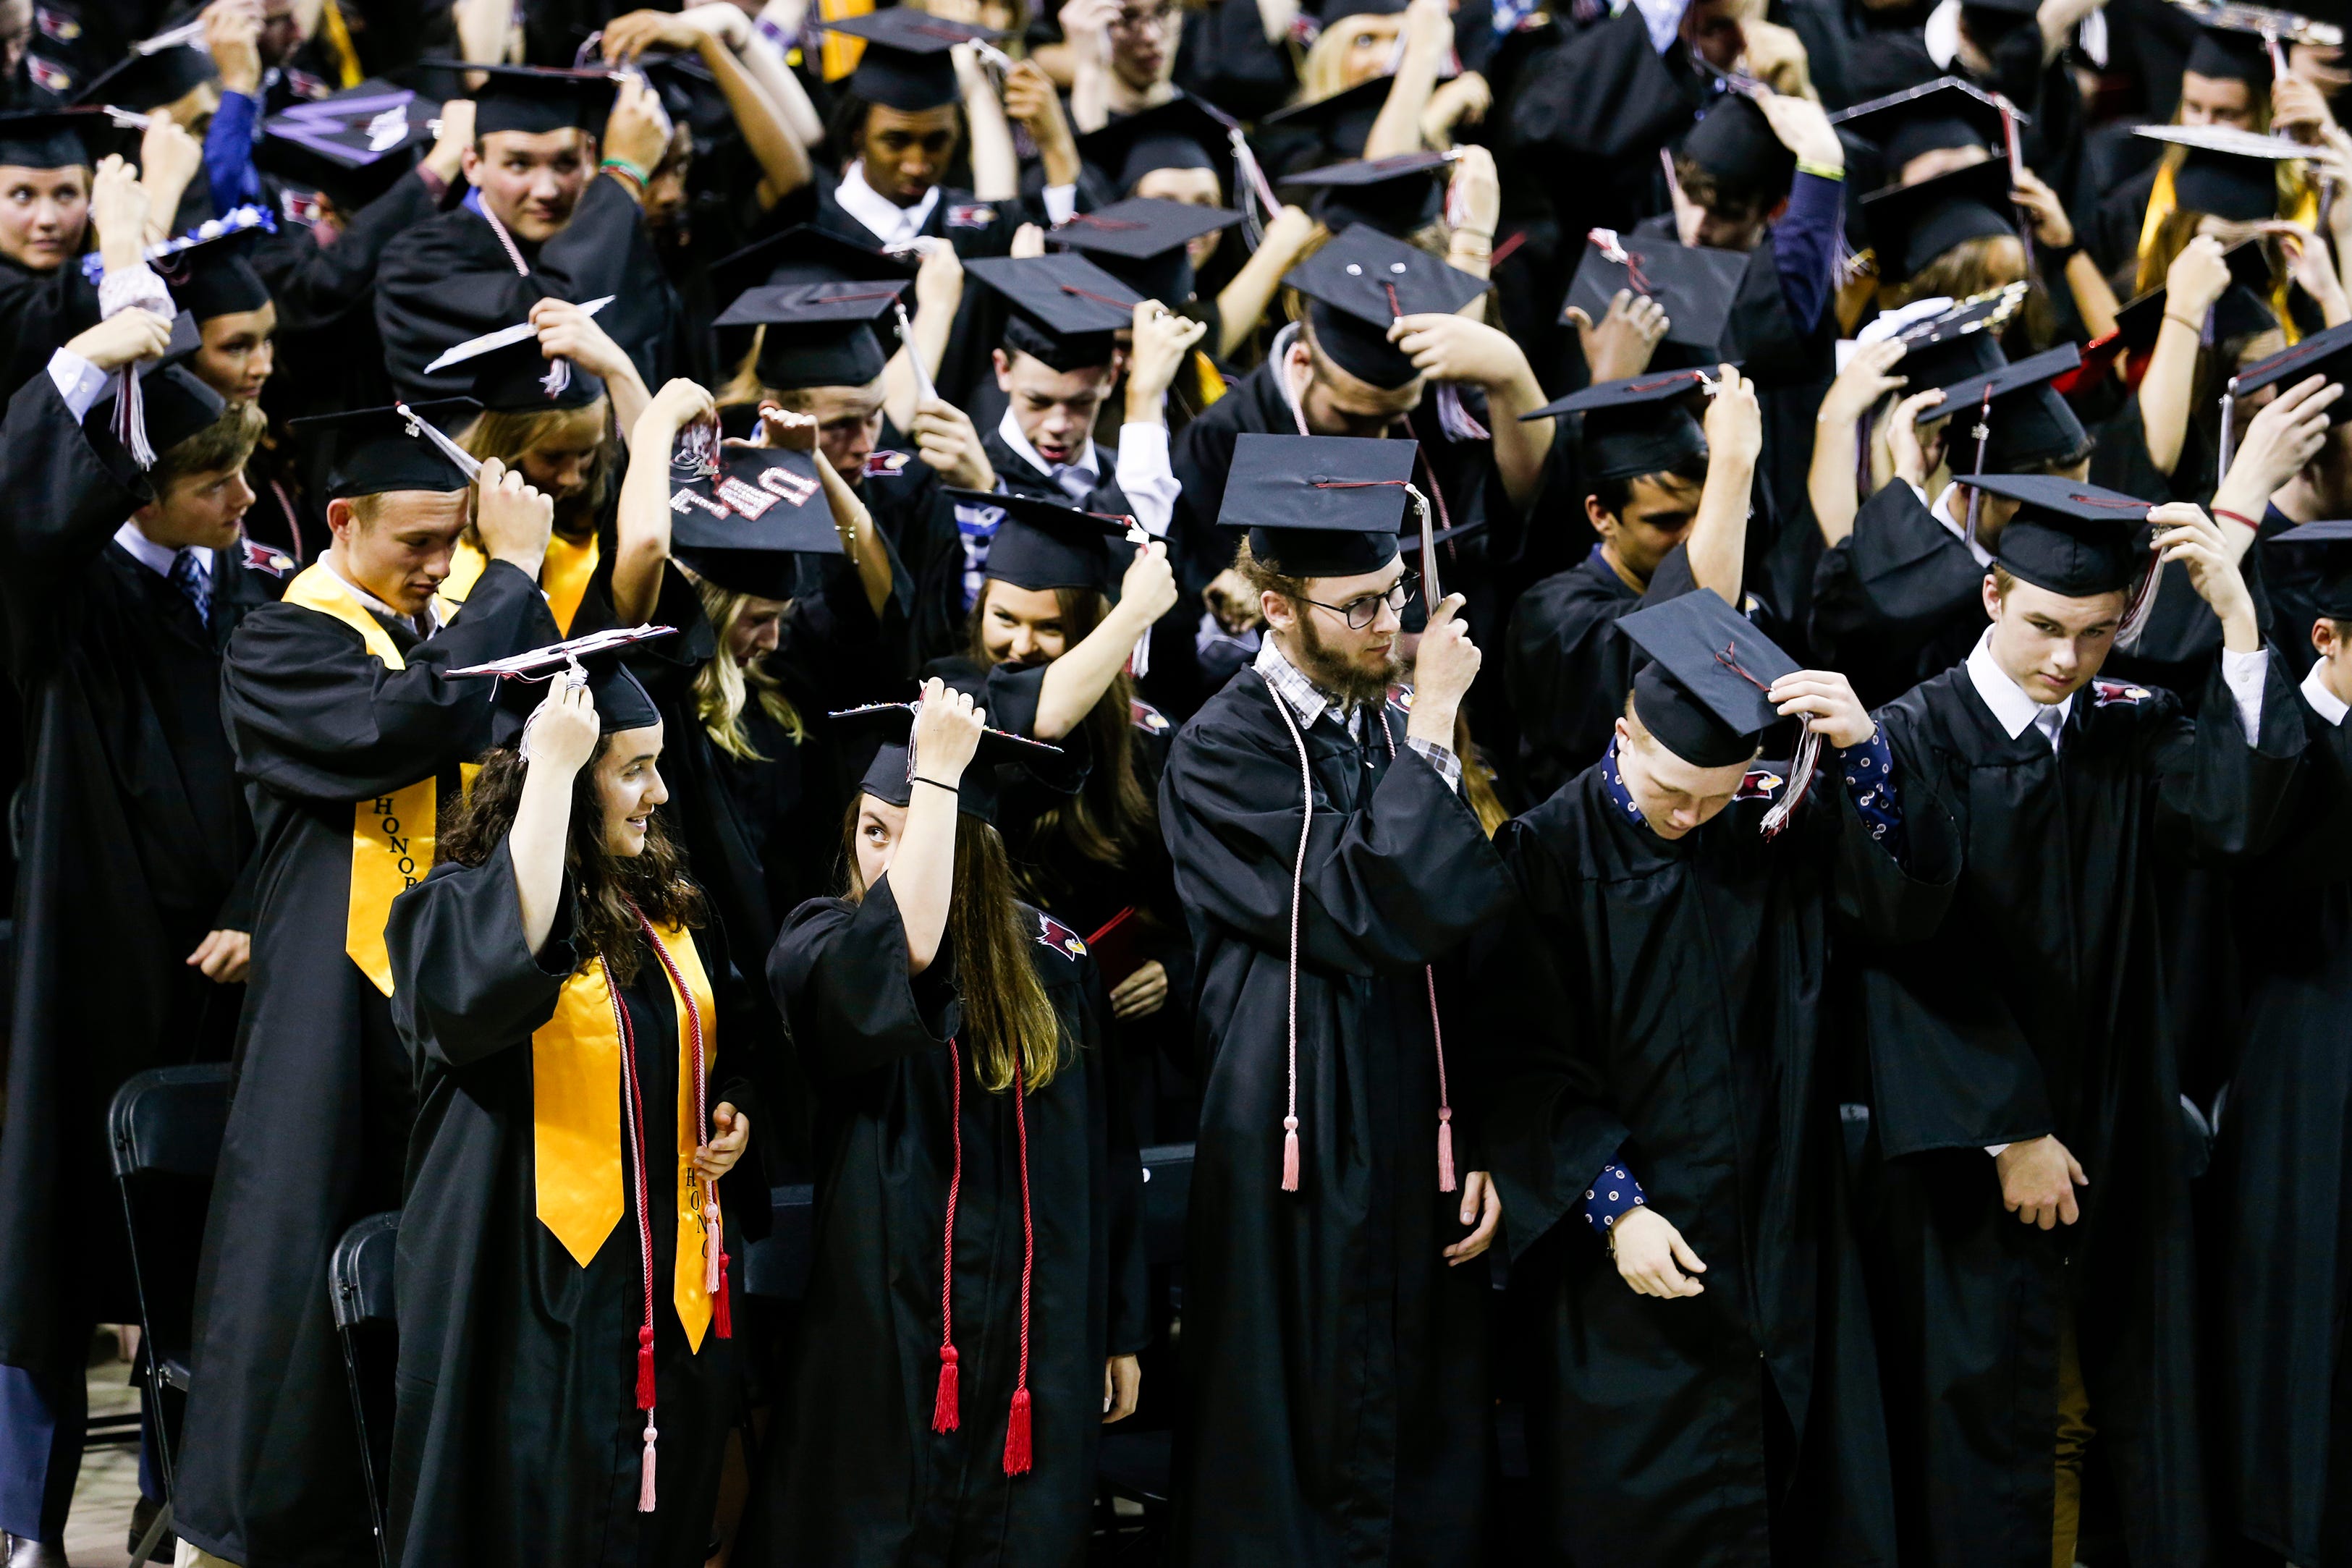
[1096,1143,1193,1558]
[106,1064,232,1566]
[329,1211,399,1568]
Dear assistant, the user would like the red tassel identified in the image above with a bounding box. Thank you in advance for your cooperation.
[712,1253,732,1340]
[1281,1116,1300,1192]
[637,1415,658,1513]
[1437,1108,1457,1193]
[635,1325,656,1410]
[931,1345,960,1433]
[1002,1388,1033,1476]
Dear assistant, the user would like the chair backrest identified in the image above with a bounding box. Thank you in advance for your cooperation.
[108,1064,232,1181]
[331,1212,400,1331]
[1139,1143,1193,1269]
[743,1184,815,1300]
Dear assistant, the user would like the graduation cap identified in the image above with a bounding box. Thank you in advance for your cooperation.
[287,399,485,498]
[423,62,622,138]
[0,107,123,169]
[1957,473,2158,599]
[2112,237,2276,352]
[822,10,999,113]
[1563,229,1748,353]
[2135,124,2309,221]
[73,45,214,114]
[1861,157,2017,282]
[1315,0,1411,17]
[670,444,838,598]
[708,224,918,308]
[1523,367,1715,483]
[1678,94,1795,208]
[94,361,224,457]
[966,253,1141,373]
[449,627,676,747]
[2185,22,2275,82]
[1257,77,1392,161]
[2236,318,2352,420]
[716,279,911,391]
[1049,197,1240,305]
[1077,93,1234,195]
[834,696,1069,825]
[1829,76,2016,182]
[1617,588,1797,767]
[1916,342,2088,470]
[1216,431,1417,578]
[947,487,1138,593]
[1280,151,1452,238]
[2263,517,2352,616]
[159,223,270,322]
[1285,224,1489,389]
[425,305,612,412]
[255,82,437,211]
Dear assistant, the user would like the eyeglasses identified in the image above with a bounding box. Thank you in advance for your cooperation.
[1109,5,1178,31]
[1300,570,1418,632]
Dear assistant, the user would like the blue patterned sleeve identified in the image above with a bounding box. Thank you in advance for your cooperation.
[1578,1161,1649,1243]
[1837,728,1905,860]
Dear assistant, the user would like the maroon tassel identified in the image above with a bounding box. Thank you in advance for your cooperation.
[637,1414,658,1513]
[1437,1108,1457,1193]
[1281,1116,1300,1192]
[932,1344,961,1432]
[635,1324,656,1410]
[712,1253,732,1340]
[1002,1388,1033,1476]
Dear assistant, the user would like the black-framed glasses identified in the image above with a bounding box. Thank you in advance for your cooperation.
[1300,570,1419,632]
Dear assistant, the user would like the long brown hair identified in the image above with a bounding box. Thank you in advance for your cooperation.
[693,578,808,761]
[967,585,1156,889]
[442,742,704,986]
[457,399,615,527]
[842,802,1065,1094]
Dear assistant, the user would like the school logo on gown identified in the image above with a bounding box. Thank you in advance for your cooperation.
[2091,679,2153,707]
[1038,912,1087,959]
[25,54,70,92]
[35,7,78,42]
[1735,768,1785,800]
[1386,682,1414,713]
[947,204,996,229]
[1130,698,1169,735]
[241,539,295,577]
[863,450,910,478]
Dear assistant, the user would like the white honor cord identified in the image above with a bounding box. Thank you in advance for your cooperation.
[894,302,936,404]
[1124,520,1153,679]
[1405,483,1439,606]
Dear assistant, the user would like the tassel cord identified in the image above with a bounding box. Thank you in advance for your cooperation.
[601,955,661,1513]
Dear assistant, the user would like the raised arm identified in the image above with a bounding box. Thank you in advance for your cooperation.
[1217,206,1320,360]
[612,378,716,624]
[529,297,652,439]
[884,242,963,436]
[1363,0,1450,159]
[959,45,1021,203]
[508,678,598,954]
[2208,373,2341,565]
[1036,543,1179,739]
[1386,310,1554,509]
[1686,365,1761,603]
[889,679,985,972]
[1807,339,1907,548]
[2140,236,2230,479]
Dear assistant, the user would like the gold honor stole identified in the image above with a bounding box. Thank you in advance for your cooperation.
[433,533,600,635]
[533,925,722,1348]
[281,564,441,997]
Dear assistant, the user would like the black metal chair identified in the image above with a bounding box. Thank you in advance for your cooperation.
[328,1211,399,1568]
[1096,1143,1193,1556]
[106,1064,232,1566]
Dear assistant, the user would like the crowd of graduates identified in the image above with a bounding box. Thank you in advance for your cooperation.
[2,0,2352,1564]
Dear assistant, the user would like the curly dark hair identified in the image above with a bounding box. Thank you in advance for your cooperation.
[440,741,704,986]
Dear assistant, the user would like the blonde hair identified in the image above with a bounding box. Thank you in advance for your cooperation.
[1295,14,1401,101]
[691,580,806,761]
[455,398,614,520]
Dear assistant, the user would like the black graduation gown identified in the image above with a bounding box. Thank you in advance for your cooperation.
[1158,671,1513,1566]
[1484,757,1958,1568]
[382,844,756,1568]
[374,176,673,401]
[173,561,558,1568]
[2215,695,2352,1566]
[1811,480,1988,711]
[1853,652,2303,1568]
[0,378,285,1370]
[0,249,96,399]
[752,882,1147,1567]
[1171,0,1298,122]
[1505,544,1644,800]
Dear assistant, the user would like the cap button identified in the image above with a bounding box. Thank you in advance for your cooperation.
[1389,262,1407,274]
[1344,263,1363,275]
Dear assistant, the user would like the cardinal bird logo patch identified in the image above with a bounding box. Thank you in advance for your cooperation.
[240,539,294,578]
[2091,679,2153,707]
[1130,698,1170,735]
[1735,769,1786,801]
[947,204,996,230]
[1386,683,1414,713]
[25,55,71,93]
[35,8,79,42]
[1037,912,1087,959]
[863,450,910,479]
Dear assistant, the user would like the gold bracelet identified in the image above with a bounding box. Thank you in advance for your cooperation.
[2164,310,2204,333]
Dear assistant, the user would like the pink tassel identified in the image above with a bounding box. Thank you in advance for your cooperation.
[713,1253,732,1340]
[637,1415,658,1513]
[931,1345,960,1433]
[1281,1116,1300,1192]
[1002,1388,1033,1476]
[702,1197,722,1296]
[635,1325,656,1410]
[1437,1108,1457,1193]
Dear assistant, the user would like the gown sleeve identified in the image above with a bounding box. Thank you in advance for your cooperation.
[1827,734,1961,941]
[1809,481,1985,664]
[769,883,960,1082]
[386,840,580,1070]
[0,371,150,671]
[2151,645,2306,862]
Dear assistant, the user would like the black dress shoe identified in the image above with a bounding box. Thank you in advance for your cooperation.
[127,1495,177,1564]
[1,1533,70,1568]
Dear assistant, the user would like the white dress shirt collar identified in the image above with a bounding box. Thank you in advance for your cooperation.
[111,522,212,579]
[834,162,941,247]
[2302,660,2351,726]
[994,406,1098,490]
[1933,482,1997,569]
[1965,627,2071,749]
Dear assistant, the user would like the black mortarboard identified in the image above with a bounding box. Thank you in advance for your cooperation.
[1679,94,1795,207]
[2136,124,2306,221]
[164,226,271,321]
[1829,77,2015,181]
[837,697,1068,825]
[2265,517,2352,616]
[708,223,918,306]
[824,11,997,112]
[1618,589,1795,767]
[74,46,214,114]
[462,630,674,747]
[1218,432,1416,578]
[428,315,607,412]
[967,253,1140,373]
[1049,197,1239,304]
[94,362,224,456]
[1316,0,1411,17]
[1916,342,2087,470]
[717,279,910,391]
[1861,157,2017,281]
[1523,365,1716,483]
[1285,224,1490,389]
[433,63,621,138]
[1961,472,2154,596]
[0,108,119,168]
[1256,77,1390,161]
[948,487,1137,593]
[1281,151,1452,237]
[1887,281,2029,373]
[1563,231,1748,352]
[1078,93,1233,194]
[671,445,839,598]
[255,82,436,210]
[2238,319,2352,419]
[2185,23,2274,83]
[287,399,483,498]
[2112,237,2276,352]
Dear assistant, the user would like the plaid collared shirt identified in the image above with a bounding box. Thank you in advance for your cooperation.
[1252,639,1461,793]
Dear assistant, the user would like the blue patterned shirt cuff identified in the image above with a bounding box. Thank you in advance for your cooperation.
[1837,728,1905,859]
[1580,1161,1646,1242]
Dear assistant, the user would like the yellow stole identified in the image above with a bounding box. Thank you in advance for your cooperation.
[2137,161,2320,344]
[433,533,599,635]
[814,0,875,82]
[533,924,720,1348]
[280,564,438,997]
